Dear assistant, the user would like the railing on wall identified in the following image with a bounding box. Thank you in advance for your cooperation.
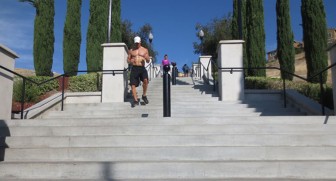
[0,65,129,119]
[209,60,336,115]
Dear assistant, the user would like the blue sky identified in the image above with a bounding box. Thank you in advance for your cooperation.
[0,0,335,73]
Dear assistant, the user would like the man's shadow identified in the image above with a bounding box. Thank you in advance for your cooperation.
[0,119,10,162]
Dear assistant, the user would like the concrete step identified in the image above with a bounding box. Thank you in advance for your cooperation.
[3,116,334,127]
[43,109,303,119]
[3,134,336,148]
[0,161,335,179]
[3,146,336,162]
[2,124,336,137]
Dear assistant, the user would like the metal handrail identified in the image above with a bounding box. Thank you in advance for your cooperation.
[211,63,336,115]
[0,65,129,119]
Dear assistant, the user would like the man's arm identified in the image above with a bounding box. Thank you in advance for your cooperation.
[127,50,133,64]
[145,49,150,63]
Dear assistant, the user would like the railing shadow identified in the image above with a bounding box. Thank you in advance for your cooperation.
[0,65,129,119]
[0,119,10,162]
[102,162,114,180]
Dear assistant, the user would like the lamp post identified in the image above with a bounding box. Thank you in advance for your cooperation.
[149,32,154,78]
[238,0,242,39]
[198,29,204,79]
[108,0,113,43]
[198,29,204,55]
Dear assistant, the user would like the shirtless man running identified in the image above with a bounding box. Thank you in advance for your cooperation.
[127,36,151,106]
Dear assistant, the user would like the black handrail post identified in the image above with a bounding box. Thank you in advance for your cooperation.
[149,64,152,81]
[199,63,202,80]
[61,75,65,111]
[172,63,177,85]
[319,74,325,115]
[163,65,171,117]
[213,72,216,92]
[20,78,26,119]
[282,78,287,108]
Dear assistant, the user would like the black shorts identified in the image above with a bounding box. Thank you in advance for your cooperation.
[130,66,148,87]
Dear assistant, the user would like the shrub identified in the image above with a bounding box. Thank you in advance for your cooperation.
[245,77,333,109]
[69,73,100,92]
[12,76,58,102]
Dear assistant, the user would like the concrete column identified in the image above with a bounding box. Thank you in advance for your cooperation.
[153,64,160,78]
[0,44,19,120]
[192,63,199,78]
[101,43,128,103]
[217,40,245,101]
[144,59,153,79]
[328,43,336,115]
[199,55,212,83]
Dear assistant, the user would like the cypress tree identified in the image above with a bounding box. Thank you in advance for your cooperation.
[19,0,55,76]
[63,0,82,76]
[276,0,295,80]
[111,0,122,42]
[246,0,266,77]
[301,0,328,83]
[86,0,109,71]
[232,0,247,75]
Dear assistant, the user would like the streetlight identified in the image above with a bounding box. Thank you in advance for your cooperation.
[198,29,204,79]
[238,0,242,39]
[148,32,154,78]
[108,0,113,43]
[149,32,154,44]
[198,29,204,55]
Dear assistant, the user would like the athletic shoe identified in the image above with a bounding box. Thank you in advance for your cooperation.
[142,95,149,104]
[132,99,139,107]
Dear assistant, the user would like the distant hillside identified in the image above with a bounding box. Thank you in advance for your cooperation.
[266,52,333,84]
[14,68,60,77]
[14,68,36,77]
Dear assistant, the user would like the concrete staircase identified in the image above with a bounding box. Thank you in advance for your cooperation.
[1,77,336,180]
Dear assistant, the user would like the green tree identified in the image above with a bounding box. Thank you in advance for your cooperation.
[111,0,122,42]
[63,0,82,76]
[120,21,157,63]
[86,0,109,71]
[137,24,158,62]
[246,0,266,77]
[19,0,55,76]
[121,20,136,48]
[276,0,295,80]
[232,0,247,75]
[301,0,328,83]
[193,15,233,60]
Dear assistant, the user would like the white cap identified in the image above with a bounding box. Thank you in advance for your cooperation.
[134,36,141,43]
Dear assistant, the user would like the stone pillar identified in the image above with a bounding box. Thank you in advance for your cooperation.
[217,40,245,101]
[153,64,160,78]
[144,59,153,79]
[199,55,212,83]
[328,43,336,115]
[192,63,199,78]
[101,43,128,103]
[0,44,19,120]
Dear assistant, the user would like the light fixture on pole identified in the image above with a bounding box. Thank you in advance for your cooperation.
[149,32,154,44]
[108,0,113,43]
[198,29,204,80]
[238,0,242,39]
[148,32,154,78]
[198,29,204,55]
